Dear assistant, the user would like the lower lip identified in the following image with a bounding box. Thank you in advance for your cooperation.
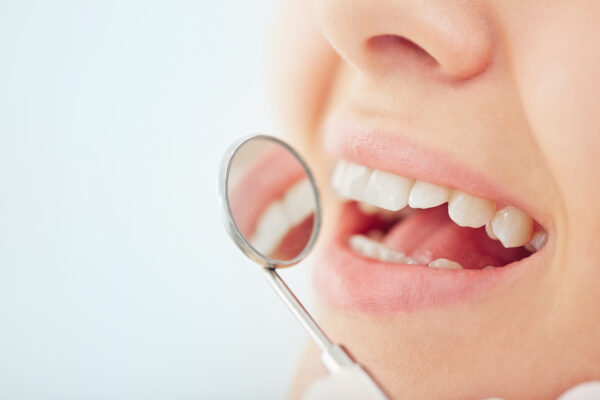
[314,203,545,314]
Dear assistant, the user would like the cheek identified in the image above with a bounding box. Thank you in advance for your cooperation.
[508,3,600,243]
[268,2,338,144]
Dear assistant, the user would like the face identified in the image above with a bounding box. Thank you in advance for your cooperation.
[268,1,600,398]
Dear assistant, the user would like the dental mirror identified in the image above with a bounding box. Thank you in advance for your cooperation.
[222,135,320,266]
[219,135,388,400]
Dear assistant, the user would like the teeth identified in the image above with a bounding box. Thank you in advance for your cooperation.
[428,258,463,269]
[490,206,533,248]
[364,169,414,211]
[282,179,315,226]
[408,181,451,209]
[250,179,315,256]
[358,201,379,215]
[404,256,418,265]
[333,161,372,202]
[525,231,548,252]
[483,265,495,270]
[448,190,496,228]
[333,159,543,251]
[349,235,405,263]
[250,202,290,256]
[485,220,498,240]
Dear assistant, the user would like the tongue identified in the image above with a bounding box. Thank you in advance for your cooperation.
[382,206,529,269]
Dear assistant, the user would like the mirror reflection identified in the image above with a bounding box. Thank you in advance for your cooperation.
[227,138,317,262]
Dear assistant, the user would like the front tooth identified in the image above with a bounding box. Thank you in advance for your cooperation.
[428,258,463,269]
[336,161,372,202]
[330,160,348,191]
[483,265,495,270]
[525,231,548,252]
[282,179,315,226]
[408,181,451,209]
[448,190,495,228]
[364,169,414,211]
[250,202,290,256]
[490,206,533,248]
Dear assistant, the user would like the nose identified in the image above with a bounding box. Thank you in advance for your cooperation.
[314,0,494,81]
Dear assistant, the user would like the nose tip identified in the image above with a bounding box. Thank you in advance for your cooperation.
[316,0,494,81]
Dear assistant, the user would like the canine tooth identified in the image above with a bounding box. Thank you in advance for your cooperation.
[428,258,463,269]
[485,220,498,240]
[336,162,372,201]
[448,190,495,228]
[364,169,414,211]
[491,206,533,248]
[358,201,379,215]
[525,231,548,252]
[408,181,451,209]
[404,256,418,265]
[250,202,290,256]
[282,179,315,226]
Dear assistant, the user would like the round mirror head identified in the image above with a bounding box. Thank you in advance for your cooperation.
[220,135,321,267]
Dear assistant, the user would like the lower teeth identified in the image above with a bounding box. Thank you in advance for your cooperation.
[349,234,465,269]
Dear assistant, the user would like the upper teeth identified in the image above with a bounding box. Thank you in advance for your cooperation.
[250,178,315,255]
[331,160,538,248]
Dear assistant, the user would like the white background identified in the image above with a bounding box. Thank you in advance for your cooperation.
[0,1,315,398]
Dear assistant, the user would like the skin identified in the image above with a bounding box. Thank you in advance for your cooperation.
[267,1,600,398]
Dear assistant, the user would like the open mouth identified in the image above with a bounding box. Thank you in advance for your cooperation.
[331,159,547,270]
[313,116,552,313]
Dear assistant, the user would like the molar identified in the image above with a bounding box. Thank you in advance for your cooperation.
[490,206,533,248]
[408,181,451,209]
[448,190,496,228]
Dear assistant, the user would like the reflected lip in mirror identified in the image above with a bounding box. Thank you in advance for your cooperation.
[219,135,321,267]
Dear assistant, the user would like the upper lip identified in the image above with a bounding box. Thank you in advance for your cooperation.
[323,111,550,231]
[312,110,551,313]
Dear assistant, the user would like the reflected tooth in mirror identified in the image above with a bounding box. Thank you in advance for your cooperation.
[283,179,315,226]
[250,202,290,256]
[408,181,451,209]
[364,169,414,211]
[337,162,372,201]
[525,231,548,252]
[428,258,463,269]
[448,190,496,228]
[491,206,533,248]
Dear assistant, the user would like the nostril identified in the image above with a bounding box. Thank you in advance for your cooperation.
[366,34,439,73]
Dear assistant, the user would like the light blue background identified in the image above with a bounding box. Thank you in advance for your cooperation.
[0,1,314,398]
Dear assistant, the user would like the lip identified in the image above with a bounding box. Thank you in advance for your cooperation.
[314,113,550,313]
[229,145,305,237]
